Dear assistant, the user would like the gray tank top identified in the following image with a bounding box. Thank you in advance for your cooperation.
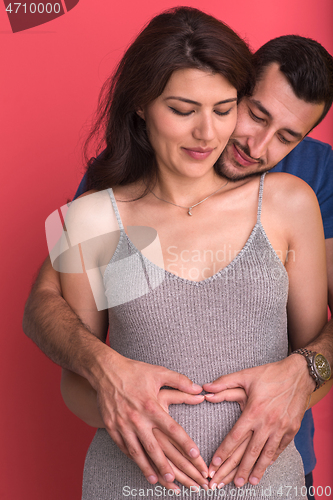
[82,173,305,500]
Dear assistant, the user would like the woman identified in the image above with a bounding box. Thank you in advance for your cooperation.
[59,7,328,499]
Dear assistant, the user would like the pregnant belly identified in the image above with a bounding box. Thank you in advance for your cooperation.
[168,399,241,465]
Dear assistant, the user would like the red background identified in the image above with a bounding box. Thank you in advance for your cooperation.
[1,1,332,499]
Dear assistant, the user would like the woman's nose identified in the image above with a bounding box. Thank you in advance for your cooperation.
[192,114,215,142]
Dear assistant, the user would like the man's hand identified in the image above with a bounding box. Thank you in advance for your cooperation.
[94,350,208,490]
[202,355,314,488]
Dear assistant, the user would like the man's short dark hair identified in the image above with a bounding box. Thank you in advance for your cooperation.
[253,35,333,128]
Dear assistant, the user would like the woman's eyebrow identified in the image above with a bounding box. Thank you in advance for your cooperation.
[165,96,237,105]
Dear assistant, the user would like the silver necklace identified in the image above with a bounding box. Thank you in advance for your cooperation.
[149,180,229,216]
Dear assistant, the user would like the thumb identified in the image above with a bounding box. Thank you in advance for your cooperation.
[158,390,204,413]
[202,370,247,392]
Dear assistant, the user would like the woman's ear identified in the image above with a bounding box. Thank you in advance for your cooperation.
[136,108,145,120]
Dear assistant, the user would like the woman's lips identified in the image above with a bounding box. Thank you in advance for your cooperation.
[182,148,214,160]
[232,143,259,167]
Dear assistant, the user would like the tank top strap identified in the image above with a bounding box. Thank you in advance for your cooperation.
[107,188,125,231]
[257,172,267,223]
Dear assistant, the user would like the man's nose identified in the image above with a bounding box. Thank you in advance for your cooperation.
[193,113,215,142]
[247,129,275,159]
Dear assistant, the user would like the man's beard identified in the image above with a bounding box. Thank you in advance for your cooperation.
[215,140,272,181]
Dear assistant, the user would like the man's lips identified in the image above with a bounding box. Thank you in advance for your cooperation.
[232,143,259,167]
[182,147,214,160]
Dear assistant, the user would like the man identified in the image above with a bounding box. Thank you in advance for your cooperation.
[201,36,333,494]
[23,34,333,495]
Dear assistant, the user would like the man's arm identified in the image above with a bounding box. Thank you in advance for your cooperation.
[23,256,207,488]
[23,257,107,375]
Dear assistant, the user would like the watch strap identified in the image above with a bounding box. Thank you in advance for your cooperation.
[292,348,322,391]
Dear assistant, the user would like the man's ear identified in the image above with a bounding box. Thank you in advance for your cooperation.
[136,107,145,120]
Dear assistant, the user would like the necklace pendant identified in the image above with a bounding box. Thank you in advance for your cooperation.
[188,208,192,216]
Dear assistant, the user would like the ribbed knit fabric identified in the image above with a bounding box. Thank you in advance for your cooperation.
[82,174,305,499]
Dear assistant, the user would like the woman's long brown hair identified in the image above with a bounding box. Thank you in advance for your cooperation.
[85,7,254,193]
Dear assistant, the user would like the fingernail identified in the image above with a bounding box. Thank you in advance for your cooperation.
[201,470,208,478]
[213,456,222,466]
[191,486,200,493]
[189,448,199,458]
[164,473,174,482]
[174,489,181,495]
[250,476,259,485]
[202,484,209,491]
[147,475,157,484]
[192,383,202,390]
[218,483,225,489]
[194,394,205,399]
[205,393,215,397]
[211,483,217,490]
[269,461,274,465]
[236,478,244,487]
[210,470,215,478]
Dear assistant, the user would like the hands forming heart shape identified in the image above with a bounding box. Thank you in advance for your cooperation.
[154,386,249,492]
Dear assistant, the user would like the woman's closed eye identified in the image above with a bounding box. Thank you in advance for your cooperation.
[214,108,233,116]
[168,107,193,116]
[168,107,233,117]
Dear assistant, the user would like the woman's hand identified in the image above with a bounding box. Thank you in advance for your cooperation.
[208,436,252,490]
[205,387,248,411]
[204,386,252,489]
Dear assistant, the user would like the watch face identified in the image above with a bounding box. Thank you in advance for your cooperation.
[314,354,331,381]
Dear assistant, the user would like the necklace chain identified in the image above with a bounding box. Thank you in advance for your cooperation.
[149,180,229,216]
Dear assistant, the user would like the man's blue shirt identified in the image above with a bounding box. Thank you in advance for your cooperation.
[271,136,333,239]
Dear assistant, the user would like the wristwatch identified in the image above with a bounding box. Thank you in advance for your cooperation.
[292,348,331,391]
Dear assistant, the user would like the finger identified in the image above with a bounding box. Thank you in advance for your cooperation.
[147,457,181,494]
[166,459,205,492]
[231,431,269,488]
[208,435,251,488]
[105,427,131,458]
[136,410,204,484]
[215,467,238,490]
[153,428,209,485]
[203,370,247,392]
[161,369,203,394]
[156,410,203,460]
[158,389,204,412]
[205,388,247,406]
[248,432,291,486]
[208,418,253,473]
[121,428,170,484]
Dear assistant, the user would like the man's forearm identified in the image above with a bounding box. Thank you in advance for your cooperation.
[22,258,109,386]
[305,317,333,367]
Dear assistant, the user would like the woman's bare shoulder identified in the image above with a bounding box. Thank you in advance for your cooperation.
[264,171,319,215]
[65,189,119,241]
